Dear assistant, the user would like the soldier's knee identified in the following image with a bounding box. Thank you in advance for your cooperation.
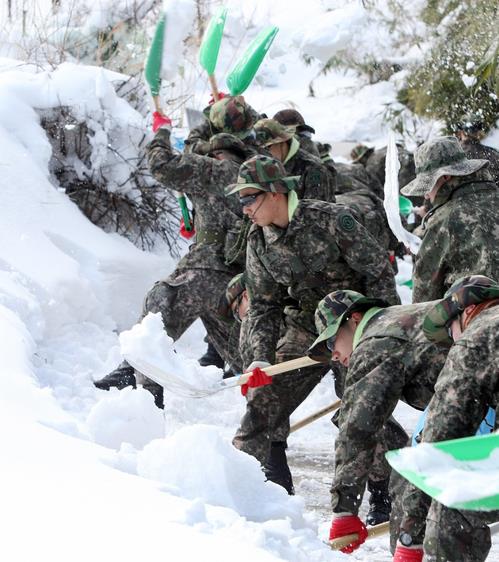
[143,280,176,316]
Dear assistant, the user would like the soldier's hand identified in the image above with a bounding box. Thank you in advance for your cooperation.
[329,514,368,554]
[152,111,172,133]
[179,218,195,239]
[208,91,227,105]
[241,363,272,396]
[393,545,423,562]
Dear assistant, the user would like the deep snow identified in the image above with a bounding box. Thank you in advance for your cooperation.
[1,2,498,562]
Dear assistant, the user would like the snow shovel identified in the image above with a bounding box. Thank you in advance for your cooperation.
[125,353,319,399]
[328,521,389,551]
[290,400,341,433]
[199,6,227,102]
[386,432,499,511]
[226,26,279,96]
[144,14,192,233]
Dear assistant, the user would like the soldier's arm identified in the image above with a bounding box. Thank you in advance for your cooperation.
[184,120,214,155]
[332,210,400,304]
[241,235,286,367]
[331,337,407,514]
[147,129,227,197]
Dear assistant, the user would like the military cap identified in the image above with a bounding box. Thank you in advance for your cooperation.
[254,118,295,147]
[225,155,300,196]
[401,136,489,197]
[308,290,388,360]
[219,272,247,318]
[423,275,499,345]
[456,111,485,134]
[208,96,255,138]
[273,109,316,134]
[350,144,374,163]
[208,133,247,159]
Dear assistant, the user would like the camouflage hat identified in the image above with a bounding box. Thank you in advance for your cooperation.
[401,136,489,197]
[225,155,300,196]
[208,133,247,159]
[455,111,485,135]
[351,144,374,163]
[209,96,255,138]
[254,118,295,147]
[218,272,247,318]
[423,275,499,345]
[308,290,389,360]
[273,109,316,135]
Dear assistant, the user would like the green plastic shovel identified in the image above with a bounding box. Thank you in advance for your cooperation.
[144,14,192,232]
[387,432,499,510]
[226,26,279,96]
[199,7,227,101]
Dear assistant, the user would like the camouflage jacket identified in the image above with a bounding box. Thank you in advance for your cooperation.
[412,170,499,302]
[243,200,400,365]
[331,302,449,515]
[400,304,499,541]
[336,189,395,251]
[461,140,499,187]
[335,162,382,196]
[147,128,243,273]
[285,146,336,202]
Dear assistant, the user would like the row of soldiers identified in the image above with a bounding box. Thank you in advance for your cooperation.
[94,94,499,562]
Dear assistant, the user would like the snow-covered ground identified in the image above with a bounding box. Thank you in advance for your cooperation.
[1,2,498,562]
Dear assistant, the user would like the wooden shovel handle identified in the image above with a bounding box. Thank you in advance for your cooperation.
[237,356,320,386]
[208,74,220,102]
[329,521,390,551]
[290,400,341,433]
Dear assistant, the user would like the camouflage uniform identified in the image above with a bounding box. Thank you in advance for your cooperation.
[401,136,499,303]
[254,118,336,202]
[398,276,499,562]
[308,294,448,520]
[185,95,259,156]
[226,155,400,467]
[144,128,246,370]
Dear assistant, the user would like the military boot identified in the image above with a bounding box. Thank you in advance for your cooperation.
[366,478,391,526]
[94,361,136,390]
[198,342,224,369]
[142,379,164,410]
[264,441,295,495]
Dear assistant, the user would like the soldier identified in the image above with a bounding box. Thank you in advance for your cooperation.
[93,113,248,406]
[184,95,259,156]
[306,290,448,554]
[401,136,499,303]
[226,154,399,495]
[272,108,321,157]
[254,118,336,202]
[454,113,499,187]
[395,275,499,562]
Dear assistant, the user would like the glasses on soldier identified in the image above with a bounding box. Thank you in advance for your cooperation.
[231,293,244,323]
[239,191,266,208]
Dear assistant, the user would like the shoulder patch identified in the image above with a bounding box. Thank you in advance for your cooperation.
[338,211,356,232]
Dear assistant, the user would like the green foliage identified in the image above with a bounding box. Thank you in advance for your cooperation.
[401,0,499,134]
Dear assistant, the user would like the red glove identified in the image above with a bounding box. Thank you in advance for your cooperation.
[241,367,272,396]
[208,91,227,105]
[393,545,424,562]
[329,515,368,554]
[179,218,195,239]
[152,111,172,133]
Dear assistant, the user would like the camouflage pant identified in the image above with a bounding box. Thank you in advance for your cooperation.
[233,320,329,464]
[142,267,243,373]
[390,474,499,561]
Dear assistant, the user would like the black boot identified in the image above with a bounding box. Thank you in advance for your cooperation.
[94,361,136,390]
[198,342,224,369]
[142,380,164,409]
[366,478,391,526]
[264,441,295,495]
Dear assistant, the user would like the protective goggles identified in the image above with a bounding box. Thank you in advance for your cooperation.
[239,191,266,208]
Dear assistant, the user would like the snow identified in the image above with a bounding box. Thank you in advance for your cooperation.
[1,2,498,561]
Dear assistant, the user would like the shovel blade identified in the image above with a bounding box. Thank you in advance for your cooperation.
[199,7,228,76]
[387,433,499,510]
